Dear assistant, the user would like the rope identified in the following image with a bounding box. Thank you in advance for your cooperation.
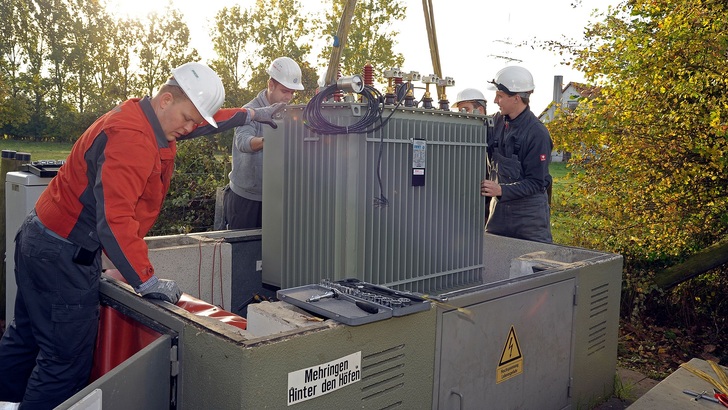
[213,239,225,308]
[197,241,203,299]
[197,238,226,308]
[680,361,728,394]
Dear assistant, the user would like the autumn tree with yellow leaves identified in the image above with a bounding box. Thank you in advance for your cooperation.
[547,0,728,320]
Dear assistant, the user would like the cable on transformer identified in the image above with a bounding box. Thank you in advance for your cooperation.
[303,82,407,207]
[303,84,389,135]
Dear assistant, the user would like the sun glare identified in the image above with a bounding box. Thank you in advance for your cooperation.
[105,0,167,20]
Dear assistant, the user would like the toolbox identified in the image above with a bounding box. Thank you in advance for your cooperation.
[24,160,65,177]
[276,278,431,326]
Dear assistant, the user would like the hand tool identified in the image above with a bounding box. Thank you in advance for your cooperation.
[715,389,728,408]
[307,288,380,314]
[683,390,720,403]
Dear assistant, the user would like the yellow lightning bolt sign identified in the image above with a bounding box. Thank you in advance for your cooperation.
[497,326,524,383]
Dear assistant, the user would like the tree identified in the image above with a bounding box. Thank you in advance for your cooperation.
[319,0,406,86]
[137,5,199,97]
[65,0,108,117]
[108,17,144,102]
[208,0,318,151]
[209,5,256,108]
[0,0,32,132]
[19,0,53,139]
[41,0,72,114]
[546,0,728,308]
[151,137,229,236]
[246,0,317,103]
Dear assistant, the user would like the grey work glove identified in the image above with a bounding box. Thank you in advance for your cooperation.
[136,275,182,304]
[250,102,286,129]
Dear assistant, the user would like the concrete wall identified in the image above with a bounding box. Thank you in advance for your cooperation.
[103,234,233,311]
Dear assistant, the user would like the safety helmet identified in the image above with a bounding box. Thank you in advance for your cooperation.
[488,66,535,94]
[171,62,225,128]
[452,88,486,108]
[267,57,304,91]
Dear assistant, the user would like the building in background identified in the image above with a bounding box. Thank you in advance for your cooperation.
[539,76,598,162]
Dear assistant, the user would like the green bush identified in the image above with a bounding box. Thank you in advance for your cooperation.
[150,137,230,236]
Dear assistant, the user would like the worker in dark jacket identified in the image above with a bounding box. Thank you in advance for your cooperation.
[0,62,284,409]
[480,66,553,243]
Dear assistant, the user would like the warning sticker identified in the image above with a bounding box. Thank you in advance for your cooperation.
[496,326,523,383]
[287,351,362,406]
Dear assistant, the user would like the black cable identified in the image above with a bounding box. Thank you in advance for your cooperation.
[372,129,389,208]
[395,82,411,102]
[303,85,384,135]
[303,84,409,207]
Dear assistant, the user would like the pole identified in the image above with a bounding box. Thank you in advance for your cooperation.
[324,0,358,87]
[422,0,444,100]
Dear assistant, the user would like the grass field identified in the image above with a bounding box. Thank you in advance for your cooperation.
[1,140,74,161]
[550,161,569,180]
[549,161,583,246]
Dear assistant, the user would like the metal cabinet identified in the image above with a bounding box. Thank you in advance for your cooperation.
[436,279,576,410]
[5,171,53,321]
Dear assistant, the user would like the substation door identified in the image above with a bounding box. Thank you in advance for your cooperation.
[437,278,576,410]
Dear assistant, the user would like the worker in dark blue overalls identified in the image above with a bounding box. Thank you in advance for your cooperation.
[480,66,553,243]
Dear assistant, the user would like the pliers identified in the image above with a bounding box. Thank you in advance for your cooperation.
[715,389,728,407]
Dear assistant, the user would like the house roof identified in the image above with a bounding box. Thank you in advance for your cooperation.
[568,82,599,98]
[538,81,600,119]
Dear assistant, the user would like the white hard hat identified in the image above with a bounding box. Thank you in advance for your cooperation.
[171,62,225,128]
[488,66,535,94]
[452,88,486,108]
[267,57,304,91]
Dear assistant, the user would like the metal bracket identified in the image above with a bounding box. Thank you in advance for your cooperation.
[169,344,179,377]
[170,337,179,408]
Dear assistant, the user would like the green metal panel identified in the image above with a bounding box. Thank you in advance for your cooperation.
[180,306,437,409]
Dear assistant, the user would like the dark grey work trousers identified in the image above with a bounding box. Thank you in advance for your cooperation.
[486,192,553,244]
[0,213,100,409]
[222,186,263,230]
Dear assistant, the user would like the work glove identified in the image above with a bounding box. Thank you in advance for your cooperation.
[250,102,286,129]
[136,275,182,304]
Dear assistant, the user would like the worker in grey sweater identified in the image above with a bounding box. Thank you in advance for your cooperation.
[224,57,304,229]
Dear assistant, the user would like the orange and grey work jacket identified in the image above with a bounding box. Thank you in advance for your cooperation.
[34,96,250,289]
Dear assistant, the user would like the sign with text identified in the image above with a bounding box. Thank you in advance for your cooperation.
[287,351,362,406]
[496,326,523,383]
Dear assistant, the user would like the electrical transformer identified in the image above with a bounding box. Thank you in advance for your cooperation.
[263,104,489,293]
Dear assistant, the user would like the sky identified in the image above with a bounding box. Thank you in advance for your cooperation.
[108,0,621,115]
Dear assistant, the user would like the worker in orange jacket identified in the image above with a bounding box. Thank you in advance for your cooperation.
[0,62,284,409]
